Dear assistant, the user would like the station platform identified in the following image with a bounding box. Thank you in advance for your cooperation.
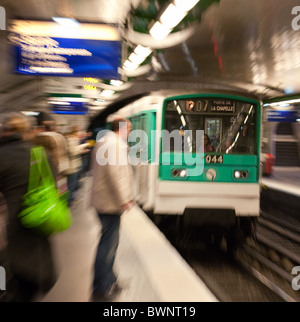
[261,166,300,197]
[38,177,218,302]
[2,167,299,302]
[260,166,300,225]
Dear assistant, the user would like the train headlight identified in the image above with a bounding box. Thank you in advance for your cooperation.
[234,171,241,178]
[234,170,248,179]
[172,169,187,177]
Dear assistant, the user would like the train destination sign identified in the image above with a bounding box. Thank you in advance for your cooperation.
[167,99,236,113]
[209,100,235,113]
[8,20,121,79]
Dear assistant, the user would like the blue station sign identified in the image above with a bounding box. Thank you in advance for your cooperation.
[8,20,121,79]
[267,110,299,122]
[50,101,89,115]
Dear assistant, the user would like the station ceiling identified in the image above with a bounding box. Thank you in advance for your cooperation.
[1,0,300,114]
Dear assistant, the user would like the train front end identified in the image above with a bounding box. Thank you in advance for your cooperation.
[156,93,261,238]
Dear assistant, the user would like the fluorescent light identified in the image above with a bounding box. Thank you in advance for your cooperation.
[134,45,152,57]
[124,45,153,71]
[174,0,200,12]
[110,80,123,86]
[52,17,80,27]
[49,101,71,105]
[89,106,106,110]
[100,90,115,98]
[30,67,73,74]
[264,99,300,107]
[128,52,147,65]
[21,111,40,116]
[160,4,187,29]
[49,97,90,102]
[123,60,139,71]
[149,21,171,40]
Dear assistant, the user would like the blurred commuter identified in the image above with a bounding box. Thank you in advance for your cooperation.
[204,134,214,152]
[90,118,134,302]
[0,113,56,302]
[65,126,89,206]
[0,194,7,252]
[211,132,220,151]
[35,119,70,194]
[79,131,93,178]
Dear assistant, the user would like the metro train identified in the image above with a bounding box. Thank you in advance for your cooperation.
[105,90,262,249]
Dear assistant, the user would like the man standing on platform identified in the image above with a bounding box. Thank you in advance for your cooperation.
[90,118,134,302]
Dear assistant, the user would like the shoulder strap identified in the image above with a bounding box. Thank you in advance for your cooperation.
[28,146,56,191]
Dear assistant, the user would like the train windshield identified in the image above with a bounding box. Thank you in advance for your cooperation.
[164,98,257,154]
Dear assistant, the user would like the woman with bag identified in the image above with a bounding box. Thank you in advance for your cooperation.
[0,113,57,302]
[65,126,89,206]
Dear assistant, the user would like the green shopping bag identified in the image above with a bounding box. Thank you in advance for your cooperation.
[19,146,72,236]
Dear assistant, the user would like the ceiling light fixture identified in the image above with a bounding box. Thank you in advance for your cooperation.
[110,80,124,86]
[122,45,153,72]
[160,4,186,29]
[149,0,200,40]
[149,21,172,40]
[263,98,300,106]
[122,0,200,74]
[52,17,80,27]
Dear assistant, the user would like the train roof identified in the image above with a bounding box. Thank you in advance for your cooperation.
[143,89,262,101]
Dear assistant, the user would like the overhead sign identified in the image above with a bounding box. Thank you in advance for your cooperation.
[267,110,298,122]
[8,20,121,79]
[50,101,89,115]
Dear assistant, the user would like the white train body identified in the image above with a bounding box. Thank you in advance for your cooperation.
[107,90,262,231]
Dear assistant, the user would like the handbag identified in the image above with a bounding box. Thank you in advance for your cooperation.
[18,146,72,236]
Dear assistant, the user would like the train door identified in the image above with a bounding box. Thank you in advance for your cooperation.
[130,114,148,205]
[130,111,156,209]
[128,115,141,202]
[138,114,150,205]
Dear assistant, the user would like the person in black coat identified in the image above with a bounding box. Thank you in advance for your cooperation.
[0,113,56,302]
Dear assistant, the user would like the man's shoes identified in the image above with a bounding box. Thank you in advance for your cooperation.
[90,283,123,302]
[90,291,116,302]
[109,282,123,297]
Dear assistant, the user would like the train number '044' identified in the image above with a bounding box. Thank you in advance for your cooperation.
[205,154,223,164]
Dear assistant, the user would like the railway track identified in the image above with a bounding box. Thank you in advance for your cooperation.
[235,211,300,302]
[153,209,300,302]
[153,217,284,301]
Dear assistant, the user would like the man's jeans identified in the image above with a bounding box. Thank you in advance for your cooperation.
[67,170,80,205]
[93,213,121,295]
